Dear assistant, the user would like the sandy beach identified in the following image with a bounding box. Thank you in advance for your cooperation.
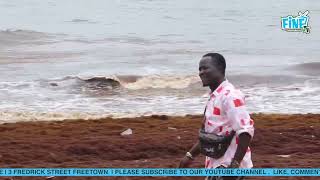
[0,113,319,180]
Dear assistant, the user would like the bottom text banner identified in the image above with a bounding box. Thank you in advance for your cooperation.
[0,168,319,177]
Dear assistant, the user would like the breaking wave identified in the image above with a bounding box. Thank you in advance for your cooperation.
[0,29,54,46]
[45,73,315,91]
[1,73,319,123]
[288,62,320,76]
[48,74,200,90]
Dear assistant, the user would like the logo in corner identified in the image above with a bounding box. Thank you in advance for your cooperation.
[281,10,310,34]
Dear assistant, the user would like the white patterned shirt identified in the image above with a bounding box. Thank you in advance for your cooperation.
[203,80,254,169]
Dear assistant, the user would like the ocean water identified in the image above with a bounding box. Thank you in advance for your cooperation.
[0,0,319,122]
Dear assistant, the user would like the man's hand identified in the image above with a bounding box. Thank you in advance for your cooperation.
[178,141,200,168]
[178,156,193,168]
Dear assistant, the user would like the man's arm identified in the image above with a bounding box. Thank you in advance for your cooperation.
[179,113,207,168]
[229,132,252,167]
[178,140,201,168]
[224,93,254,168]
[189,140,201,157]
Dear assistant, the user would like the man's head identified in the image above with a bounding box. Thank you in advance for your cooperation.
[198,53,226,87]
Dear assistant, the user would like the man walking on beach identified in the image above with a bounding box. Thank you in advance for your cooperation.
[179,53,254,180]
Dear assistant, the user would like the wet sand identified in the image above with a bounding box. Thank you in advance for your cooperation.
[0,114,319,180]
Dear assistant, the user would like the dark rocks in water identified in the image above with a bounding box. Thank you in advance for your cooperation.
[49,82,58,86]
[84,77,121,88]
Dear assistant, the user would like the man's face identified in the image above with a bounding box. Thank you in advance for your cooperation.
[198,56,220,87]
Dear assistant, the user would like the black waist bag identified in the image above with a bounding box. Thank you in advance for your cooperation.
[199,129,235,159]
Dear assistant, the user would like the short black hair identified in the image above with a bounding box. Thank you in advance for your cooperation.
[203,53,226,75]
